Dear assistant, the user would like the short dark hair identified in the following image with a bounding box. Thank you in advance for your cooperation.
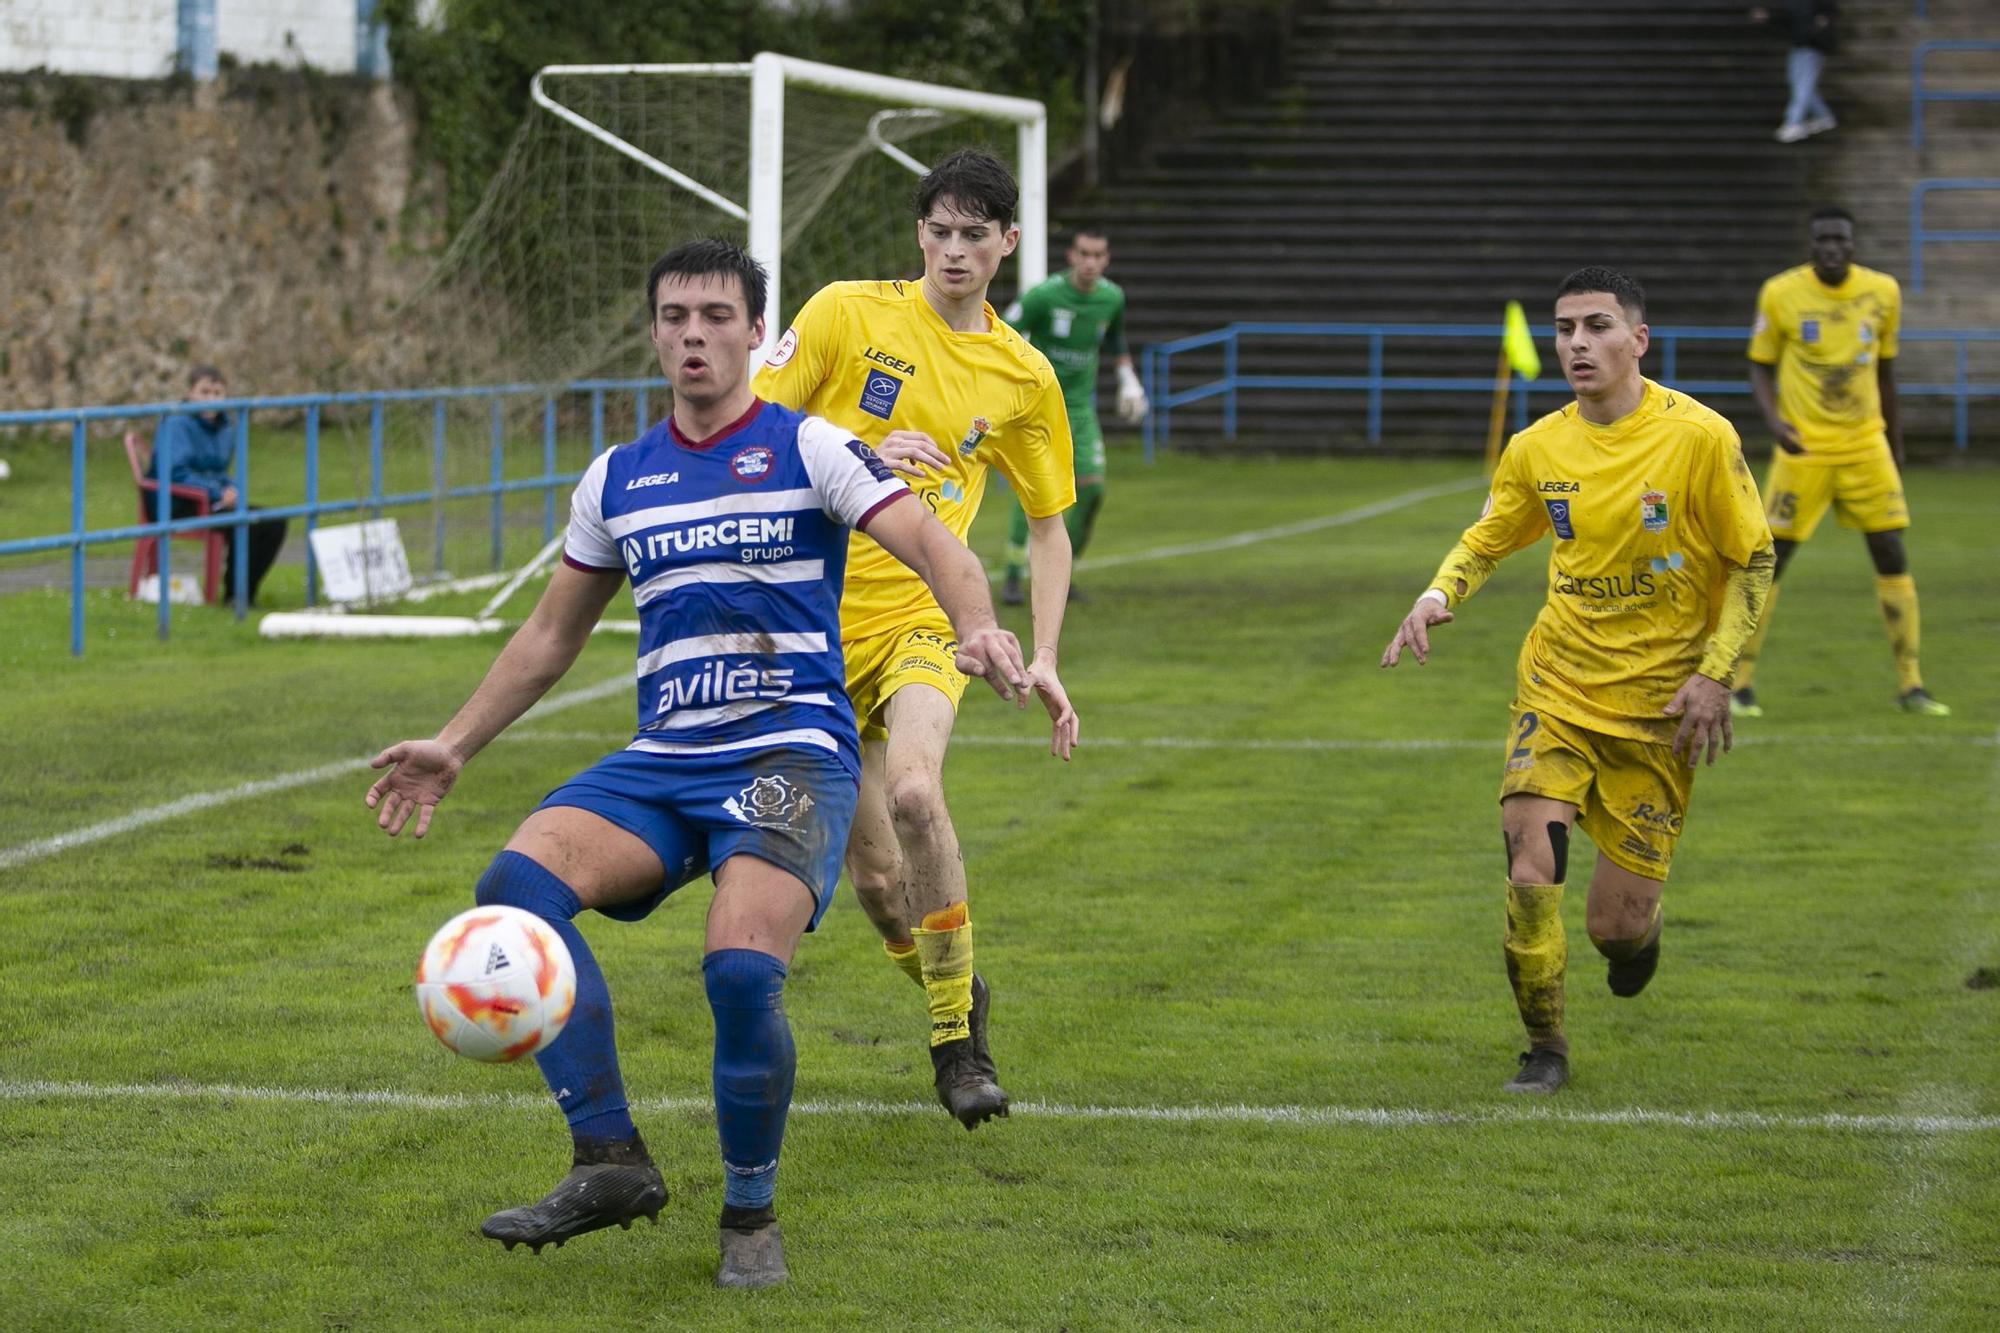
[1808,205,1856,228]
[645,238,768,322]
[1070,226,1110,247]
[1555,266,1646,322]
[914,148,1018,225]
[188,364,224,387]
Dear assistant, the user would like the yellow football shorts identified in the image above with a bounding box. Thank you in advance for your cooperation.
[842,618,968,742]
[1762,445,1909,542]
[1498,705,1694,880]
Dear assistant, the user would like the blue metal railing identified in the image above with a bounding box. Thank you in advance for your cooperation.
[1139,322,2000,459]
[0,377,664,656]
[1909,178,2000,292]
[1912,40,2000,150]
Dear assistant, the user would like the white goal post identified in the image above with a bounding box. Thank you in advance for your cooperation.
[527,51,1049,354]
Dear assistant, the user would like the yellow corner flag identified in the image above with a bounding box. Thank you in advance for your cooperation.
[1502,300,1541,380]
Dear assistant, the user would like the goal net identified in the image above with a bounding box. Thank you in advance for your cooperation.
[278,54,1046,638]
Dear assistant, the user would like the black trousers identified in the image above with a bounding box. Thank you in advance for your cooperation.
[159,493,289,603]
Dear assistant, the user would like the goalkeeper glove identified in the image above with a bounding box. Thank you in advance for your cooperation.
[1115,363,1148,423]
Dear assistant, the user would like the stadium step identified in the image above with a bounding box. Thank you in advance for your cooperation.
[1060,0,1991,448]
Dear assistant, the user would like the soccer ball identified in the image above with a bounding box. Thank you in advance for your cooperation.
[413,906,576,1063]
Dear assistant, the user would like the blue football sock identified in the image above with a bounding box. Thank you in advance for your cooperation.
[475,851,635,1147]
[703,948,795,1212]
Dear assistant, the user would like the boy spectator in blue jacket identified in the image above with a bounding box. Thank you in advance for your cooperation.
[149,365,287,604]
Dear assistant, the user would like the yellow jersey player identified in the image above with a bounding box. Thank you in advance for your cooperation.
[1382,268,1774,1095]
[1734,206,1949,717]
[753,148,1080,1128]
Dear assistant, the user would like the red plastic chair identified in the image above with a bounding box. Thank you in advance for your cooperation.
[126,430,224,604]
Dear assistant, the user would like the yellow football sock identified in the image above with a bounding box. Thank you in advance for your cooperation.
[912,902,974,1047]
[1734,578,1781,691]
[883,937,924,988]
[1504,882,1568,1055]
[1875,573,1923,694]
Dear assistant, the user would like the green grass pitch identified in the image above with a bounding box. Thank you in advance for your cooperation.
[2,446,1997,1329]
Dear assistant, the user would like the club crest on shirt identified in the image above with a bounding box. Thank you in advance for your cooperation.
[957,416,991,457]
[858,370,905,421]
[725,774,816,829]
[730,445,775,483]
[1052,309,1073,338]
[1640,489,1669,533]
[1544,499,1576,540]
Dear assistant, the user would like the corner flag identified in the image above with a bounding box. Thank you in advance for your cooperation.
[1502,300,1540,380]
[1485,301,1540,474]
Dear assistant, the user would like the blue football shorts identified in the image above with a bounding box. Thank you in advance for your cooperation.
[536,744,857,929]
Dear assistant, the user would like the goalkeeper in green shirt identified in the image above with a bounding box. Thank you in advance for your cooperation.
[1001,228,1147,604]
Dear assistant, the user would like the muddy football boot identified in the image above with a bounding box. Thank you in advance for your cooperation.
[716,1204,787,1289]
[481,1136,666,1254]
[967,973,998,1085]
[1898,687,1951,717]
[931,1033,1009,1130]
[1502,1049,1569,1095]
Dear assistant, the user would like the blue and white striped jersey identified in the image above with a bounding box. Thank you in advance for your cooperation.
[563,398,908,772]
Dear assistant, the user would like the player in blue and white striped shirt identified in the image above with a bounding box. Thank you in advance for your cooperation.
[365,239,1029,1289]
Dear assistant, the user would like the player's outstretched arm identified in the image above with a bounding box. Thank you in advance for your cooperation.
[1663,673,1732,768]
[1022,513,1080,760]
[1382,589,1455,668]
[1114,356,1148,423]
[1669,543,1774,768]
[873,430,954,478]
[862,496,1030,708]
[1748,361,1803,455]
[366,564,623,837]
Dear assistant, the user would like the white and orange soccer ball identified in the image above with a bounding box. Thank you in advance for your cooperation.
[413,906,576,1063]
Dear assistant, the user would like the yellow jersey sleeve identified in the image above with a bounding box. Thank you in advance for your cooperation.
[1429,435,1546,606]
[1746,279,1783,366]
[1878,276,1901,360]
[990,370,1075,520]
[751,283,845,411]
[1691,423,1771,569]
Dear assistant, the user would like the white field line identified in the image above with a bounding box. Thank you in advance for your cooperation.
[505,731,1997,753]
[2,480,1480,873]
[1060,475,1489,576]
[0,673,631,873]
[4,1078,1997,1136]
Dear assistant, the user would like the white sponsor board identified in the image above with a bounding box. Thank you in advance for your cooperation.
[308,519,413,605]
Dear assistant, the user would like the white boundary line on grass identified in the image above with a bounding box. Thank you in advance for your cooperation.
[1,479,1481,873]
[1063,475,1488,576]
[0,674,633,873]
[5,1078,1997,1135]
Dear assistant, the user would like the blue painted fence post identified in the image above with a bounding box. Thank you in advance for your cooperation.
[432,398,448,575]
[71,418,88,657]
[1366,332,1384,444]
[543,395,558,541]
[232,408,250,620]
[304,405,321,605]
[489,395,505,570]
[1223,331,1239,442]
[155,416,172,640]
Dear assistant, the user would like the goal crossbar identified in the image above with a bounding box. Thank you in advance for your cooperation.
[529,53,1048,349]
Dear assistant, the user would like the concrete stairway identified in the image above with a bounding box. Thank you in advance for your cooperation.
[1062,0,1997,452]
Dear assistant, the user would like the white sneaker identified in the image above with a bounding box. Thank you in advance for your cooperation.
[1802,114,1837,137]
[1774,122,1810,143]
